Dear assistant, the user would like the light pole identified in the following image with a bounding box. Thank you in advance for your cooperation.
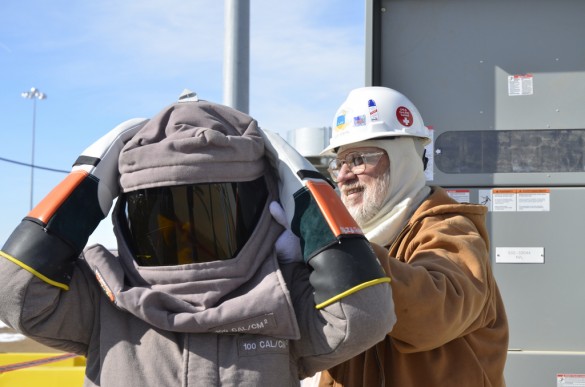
[21,87,47,210]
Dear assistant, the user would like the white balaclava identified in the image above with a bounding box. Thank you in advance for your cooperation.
[339,137,430,246]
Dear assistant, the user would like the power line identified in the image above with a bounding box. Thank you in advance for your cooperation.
[0,156,68,174]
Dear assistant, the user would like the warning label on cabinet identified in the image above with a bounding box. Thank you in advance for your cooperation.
[508,74,534,96]
[558,373,585,386]
[492,189,550,212]
[446,189,470,203]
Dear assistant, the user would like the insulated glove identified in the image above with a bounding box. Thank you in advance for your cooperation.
[260,129,390,309]
[0,118,148,290]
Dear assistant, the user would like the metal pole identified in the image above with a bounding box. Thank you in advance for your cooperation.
[21,87,46,210]
[223,0,250,113]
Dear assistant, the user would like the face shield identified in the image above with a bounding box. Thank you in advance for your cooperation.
[121,176,268,266]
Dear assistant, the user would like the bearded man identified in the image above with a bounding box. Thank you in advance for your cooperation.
[314,86,510,387]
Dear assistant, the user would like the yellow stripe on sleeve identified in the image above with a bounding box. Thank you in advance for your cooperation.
[315,277,391,310]
[0,250,70,291]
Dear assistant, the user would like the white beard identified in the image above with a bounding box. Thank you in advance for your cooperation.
[343,169,391,227]
[337,138,429,246]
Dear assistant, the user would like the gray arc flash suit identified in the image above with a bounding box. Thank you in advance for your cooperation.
[0,96,395,386]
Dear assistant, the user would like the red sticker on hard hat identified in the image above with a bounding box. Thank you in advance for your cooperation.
[396,106,413,127]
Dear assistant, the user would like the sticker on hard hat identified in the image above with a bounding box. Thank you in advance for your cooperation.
[335,112,347,131]
[396,106,414,127]
[353,115,366,127]
[368,99,379,121]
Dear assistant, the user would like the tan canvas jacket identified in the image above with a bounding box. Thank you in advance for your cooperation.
[320,186,509,387]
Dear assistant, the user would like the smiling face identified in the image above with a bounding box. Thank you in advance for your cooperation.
[334,146,391,226]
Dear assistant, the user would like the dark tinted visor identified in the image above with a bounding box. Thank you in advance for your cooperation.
[123,177,268,266]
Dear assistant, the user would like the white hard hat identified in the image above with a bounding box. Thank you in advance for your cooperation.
[321,86,431,155]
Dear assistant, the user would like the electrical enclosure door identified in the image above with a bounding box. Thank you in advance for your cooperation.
[368,0,585,385]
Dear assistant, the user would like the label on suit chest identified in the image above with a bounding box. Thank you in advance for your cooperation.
[237,336,289,357]
[212,314,276,334]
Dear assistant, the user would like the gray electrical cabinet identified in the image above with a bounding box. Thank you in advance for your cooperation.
[366,0,585,386]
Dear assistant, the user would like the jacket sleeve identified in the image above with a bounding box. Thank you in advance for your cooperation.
[379,213,496,353]
[0,252,99,355]
[283,262,395,379]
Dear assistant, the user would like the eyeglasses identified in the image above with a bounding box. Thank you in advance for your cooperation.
[327,151,386,182]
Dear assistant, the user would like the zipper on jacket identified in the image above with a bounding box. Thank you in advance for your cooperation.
[374,344,385,387]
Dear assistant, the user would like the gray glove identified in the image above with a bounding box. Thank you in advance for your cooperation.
[270,201,302,264]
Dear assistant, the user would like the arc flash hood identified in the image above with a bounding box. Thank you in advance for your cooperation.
[119,95,265,191]
[82,92,300,339]
[117,94,267,266]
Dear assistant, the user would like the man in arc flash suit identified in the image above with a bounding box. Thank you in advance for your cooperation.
[315,86,509,387]
[0,91,395,386]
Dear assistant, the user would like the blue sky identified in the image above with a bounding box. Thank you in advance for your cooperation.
[0,1,366,248]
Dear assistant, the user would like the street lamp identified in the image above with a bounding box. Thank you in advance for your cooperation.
[21,87,47,210]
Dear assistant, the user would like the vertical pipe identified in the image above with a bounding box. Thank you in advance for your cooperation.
[223,0,250,113]
[365,0,382,87]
